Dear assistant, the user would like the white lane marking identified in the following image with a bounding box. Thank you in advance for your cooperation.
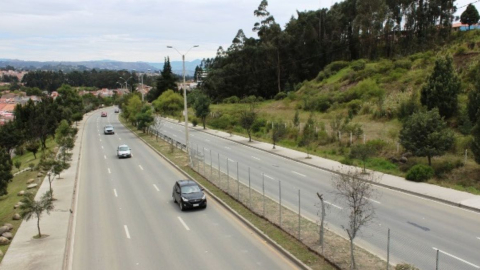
[118,137,121,140]
[325,201,343,210]
[204,148,209,151]
[191,134,195,137]
[228,158,235,163]
[477,237,480,240]
[205,139,210,142]
[124,225,131,239]
[153,184,160,191]
[139,165,144,170]
[173,134,178,137]
[252,156,260,161]
[366,197,381,204]
[432,247,480,269]
[292,171,306,177]
[225,147,230,150]
[108,168,111,174]
[104,155,106,159]
[178,217,190,231]
[99,139,102,142]
[114,189,118,197]
[264,174,274,180]
[101,146,104,149]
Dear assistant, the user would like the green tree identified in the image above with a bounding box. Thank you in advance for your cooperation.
[193,93,211,129]
[136,105,154,133]
[20,191,54,238]
[467,81,480,124]
[25,140,40,159]
[271,121,286,149]
[126,95,143,126]
[420,56,461,119]
[350,144,376,173]
[460,4,480,30]
[240,103,257,142]
[399,109,454,166]
[0,147,13,196]
[39,150,61,199]
[472,117,480,164]
[0,121,22,154]
[147,57,178,102]
[293,110,300,127]
[300,113,316,158]
[14,160,22,172]
[152,90,183,116]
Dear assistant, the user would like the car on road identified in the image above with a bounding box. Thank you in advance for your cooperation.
[114,108,119,113]
[104,125,114,135]
[101,112,107,117]
[117,144,131,158]
[172,180,207,211]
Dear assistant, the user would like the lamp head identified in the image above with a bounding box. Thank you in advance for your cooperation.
[167,46,173,48]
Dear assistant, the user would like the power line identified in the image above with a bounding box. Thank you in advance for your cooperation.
[458,0,480,9]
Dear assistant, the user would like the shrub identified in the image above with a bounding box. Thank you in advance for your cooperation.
[209,114,236,129]
[325,61,349,74]
[406,164,434,182]
[350,59,367,71]
[394,59,413,70]
[316,71,327,82]
[346,78,385,102]
[223,96,240,104]
[274,92,287,100]
[347,100,362,117]
[191,118,198,127]
[432,159,464,178]
[340,157,354,165]
[366,139,387,152]
[455,45,468,55]
[252,118,267,133]
[395,263,420,270]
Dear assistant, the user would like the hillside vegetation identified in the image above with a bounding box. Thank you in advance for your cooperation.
[199,30,480,194]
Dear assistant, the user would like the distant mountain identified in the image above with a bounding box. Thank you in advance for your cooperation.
[0,59,202,76]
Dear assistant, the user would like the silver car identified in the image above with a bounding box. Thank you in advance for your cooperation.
[117,145,131,158]
[104,125,114,135]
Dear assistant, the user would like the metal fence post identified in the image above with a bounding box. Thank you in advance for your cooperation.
[197,144,199,172]
[262,173,265,217]
[298,189,301,240]
[465,149,468,164]
[279,180,282,227]
[237,162,240,200]
[227,158,229,193]
[210,149,212,178]
[202,147,205,175]
[248,167,251,209]
[387,228,390,270]
[436,249,439,270]
[218,153,220,183]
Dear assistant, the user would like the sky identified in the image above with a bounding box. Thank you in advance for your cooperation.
[0,0,478,63]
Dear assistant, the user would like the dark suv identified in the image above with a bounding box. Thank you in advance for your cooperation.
[172,180,207,211]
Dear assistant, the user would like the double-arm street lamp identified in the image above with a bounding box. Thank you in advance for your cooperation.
[167,45,199,155]
[119,76,133,92]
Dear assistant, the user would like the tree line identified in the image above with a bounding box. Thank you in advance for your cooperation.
[198,0,479,101]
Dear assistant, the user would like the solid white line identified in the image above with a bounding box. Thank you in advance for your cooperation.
[292,171,306,177]
[114,189,118,197]
[252,156,260,161]
[108,168,111,174]
[264,174,274,180]
[124,225,131,239]
[139,165,144,170]
[325,201,343,210]
[153,184,160,191]
[432,247,480,269]
[366,197,381,204]
[104,155,106,159]
[228,158,235,162]
[178,217,190,231]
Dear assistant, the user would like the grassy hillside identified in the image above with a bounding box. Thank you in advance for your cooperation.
[200,30,480,194]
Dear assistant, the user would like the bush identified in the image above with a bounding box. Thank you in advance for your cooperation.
[455,45,468,55]
[324,61,349,76]
[347,100,362,117]
[394,59,413,70]
[316,71,327,82]
[274,92,287,100]
[191,118,198,127]
[406,164,434,182]
[366,139,387,152]
[395,263,420,270]
[350,59,367,71]
[223,96,240,104]
[432,159,464,178]
[340,157,354,165]
[252,118,267,133]
[209,114,236,129]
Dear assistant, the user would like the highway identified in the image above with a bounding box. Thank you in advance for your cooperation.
[70,110,299,270]
[157,118,480,270]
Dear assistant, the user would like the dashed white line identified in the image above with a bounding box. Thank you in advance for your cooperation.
[252,156,260,161]
[114,189,118,197]
[477,237,480,240]
[101,146,104,149]
[205,139,210,142]
[228,158,235,162]
[204,148,209,151]
[292,171,306,177]
[173,134,178,137]
[366,197,381,204]
[124,225,131,239]
[325,201,343,210]
[104,155,106,159]
[432,247,480,269]
[118,137,121,140]
[191,134,195,137]
[108,168,111,174]
[153,184,160,191]
[225,147,230,150]
[264,174,274,180]
[178,217,190,231]
[139,165,144,170]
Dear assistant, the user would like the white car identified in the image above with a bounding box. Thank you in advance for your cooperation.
[104,125,114,135]
[117,145,131,158]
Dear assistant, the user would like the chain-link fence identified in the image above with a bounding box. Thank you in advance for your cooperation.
[150,126,478,270]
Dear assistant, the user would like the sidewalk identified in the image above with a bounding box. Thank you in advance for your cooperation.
[175,118,480,212]
[0,112,89,269]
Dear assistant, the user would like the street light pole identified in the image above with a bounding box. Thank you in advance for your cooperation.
[167,45,199,155]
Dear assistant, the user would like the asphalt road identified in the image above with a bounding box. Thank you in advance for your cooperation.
[157,119,480,270]
[71,110,299,270]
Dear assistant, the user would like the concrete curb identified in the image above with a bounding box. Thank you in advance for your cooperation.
[163,118,480,214]
[123,120,313,270]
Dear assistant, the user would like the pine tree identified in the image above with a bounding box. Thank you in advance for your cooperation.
[147,57,178,102]
[0,147,13,196]
[472,117,480,164]
[461,4,480,30]
[420,56,461,119]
